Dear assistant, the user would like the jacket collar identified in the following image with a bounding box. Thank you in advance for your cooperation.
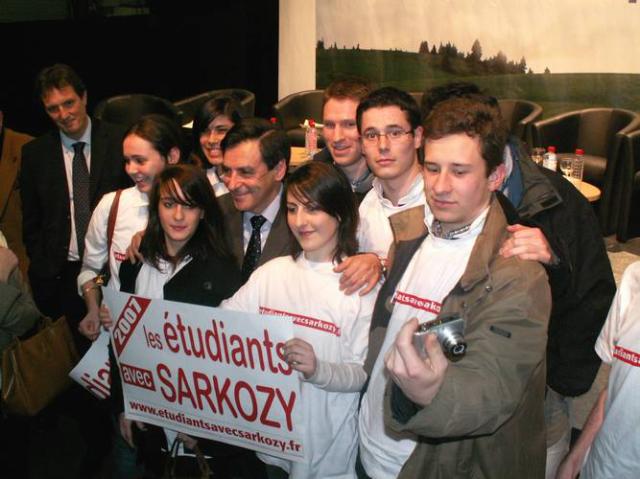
[457,194,509,292]
[508,140,563,218]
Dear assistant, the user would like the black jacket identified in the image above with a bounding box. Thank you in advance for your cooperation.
[508,139,616,396]
[20,119,130,281]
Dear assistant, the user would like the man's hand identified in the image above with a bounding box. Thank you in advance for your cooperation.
[334,253,381,296]
[177,433,198,450]
[79,309,101,341]
[126,230,145,264]
[284,338,318,379]
[385,318,448,406]
[0,247,18,283]
[499,224,554,264]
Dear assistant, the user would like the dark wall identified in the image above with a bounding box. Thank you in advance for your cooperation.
[0,1,279,136]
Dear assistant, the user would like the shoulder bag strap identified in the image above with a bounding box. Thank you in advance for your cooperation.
[106,189,123,254]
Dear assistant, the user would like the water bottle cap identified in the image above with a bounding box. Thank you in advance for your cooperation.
[547,146,556,152]
[575,148,584,155]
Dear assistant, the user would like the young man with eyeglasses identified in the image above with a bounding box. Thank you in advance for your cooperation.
[358,97,550,479]
[314,78,374,204]
[355,87,427,266]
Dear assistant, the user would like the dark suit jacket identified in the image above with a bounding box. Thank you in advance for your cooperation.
[217,193,293,272]
[20,119,131,281]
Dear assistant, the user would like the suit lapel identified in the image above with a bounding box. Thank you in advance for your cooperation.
[47,132,71,213]
[259,204,290,266]
[219,194,245,268]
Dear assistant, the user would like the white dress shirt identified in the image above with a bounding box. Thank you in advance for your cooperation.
[60,118,92,261]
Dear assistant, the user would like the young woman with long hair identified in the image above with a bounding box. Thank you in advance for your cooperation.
[106,164,265,478]
[222,161,377,478]
[78,114,183,341]
[192,95,242,196]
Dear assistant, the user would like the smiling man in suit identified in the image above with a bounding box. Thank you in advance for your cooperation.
[20,63,130,347]
[218,118,292,282]
[219,117,381,295]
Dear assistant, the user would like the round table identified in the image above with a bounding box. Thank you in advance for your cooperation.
[577,181,601,202]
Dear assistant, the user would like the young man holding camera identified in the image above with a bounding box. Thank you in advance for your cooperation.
[358,97,551,478]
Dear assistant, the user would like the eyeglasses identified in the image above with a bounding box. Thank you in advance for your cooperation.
[362,128,413,143]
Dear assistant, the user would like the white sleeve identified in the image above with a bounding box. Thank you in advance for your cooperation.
[356,202,371,254]
[220,265,266,313]
[304,285,377,392]
[77,192,115,295]
[304,360,367,392]
[595,261,640,363]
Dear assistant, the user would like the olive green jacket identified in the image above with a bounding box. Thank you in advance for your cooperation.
[378,195,551,478]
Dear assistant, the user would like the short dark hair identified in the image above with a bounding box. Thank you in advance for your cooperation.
[221,117,291,170]
[141,164,231,268]
[423,97,507,175]
[420,81,499,120]
[356,86,422,132]
[323,77,373,108]
[125,114,185,162]
[285,161,358,264]
[35,63,86,100]
[192,95,243,161]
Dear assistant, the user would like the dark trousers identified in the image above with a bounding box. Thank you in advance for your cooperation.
[30,260,90,354]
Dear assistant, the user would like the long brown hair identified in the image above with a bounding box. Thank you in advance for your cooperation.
[285,161,358,264]
[141,164,231,268]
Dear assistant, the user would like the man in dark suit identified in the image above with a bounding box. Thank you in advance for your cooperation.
[219,117,382,295]
[218,118,292,282]
[20,64,130,343]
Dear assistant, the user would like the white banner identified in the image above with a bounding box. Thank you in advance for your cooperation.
[102,289,305,462]
[69,329,111,399]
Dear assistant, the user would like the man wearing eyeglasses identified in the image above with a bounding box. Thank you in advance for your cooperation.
[355,87,427,266]
[358,96,550,479]
[314,78,374,204]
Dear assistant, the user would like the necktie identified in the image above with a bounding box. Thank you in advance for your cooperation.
[242,215,267,282]
[72,141,90,258]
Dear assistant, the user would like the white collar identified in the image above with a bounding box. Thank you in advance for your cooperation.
[372,173,424,208]
[245,184,283,225]
[60,117,92,150]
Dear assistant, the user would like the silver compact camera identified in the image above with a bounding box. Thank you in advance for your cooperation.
[412,314,467,360]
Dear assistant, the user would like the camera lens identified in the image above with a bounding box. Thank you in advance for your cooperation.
[439,331,467,357]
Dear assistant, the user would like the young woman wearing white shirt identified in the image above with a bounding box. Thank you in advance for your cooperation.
[222,161,378,479]
[192,95,242,197]
[77,114,182,341]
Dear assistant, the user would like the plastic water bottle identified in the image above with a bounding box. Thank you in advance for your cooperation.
[305,119,318,158]
[572,148,585,185]
[543,146,557,172]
